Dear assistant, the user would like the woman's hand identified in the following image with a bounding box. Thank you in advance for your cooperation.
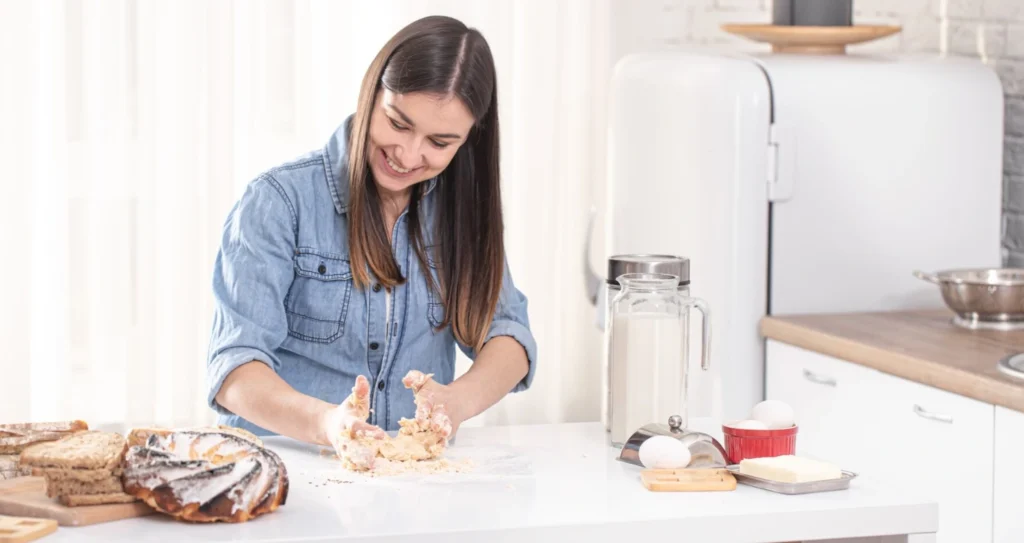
[403,371,464,439]
[318,375,387,470]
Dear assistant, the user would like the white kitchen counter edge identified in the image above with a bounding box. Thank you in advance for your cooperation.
[41,421,937,543]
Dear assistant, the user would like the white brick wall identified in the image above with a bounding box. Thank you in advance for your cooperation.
[611,0,1024,265]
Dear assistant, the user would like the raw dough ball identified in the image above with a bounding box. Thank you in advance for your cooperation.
[379,433,441,462]
[727,419,769,430]
[750,400,795,429]
[638,436,692,469]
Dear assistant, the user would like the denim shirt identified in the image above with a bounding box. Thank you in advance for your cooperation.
[206,116,538,435]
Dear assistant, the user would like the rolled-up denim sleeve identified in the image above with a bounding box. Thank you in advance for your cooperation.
[207,176,296,415]
[459,258,538,393]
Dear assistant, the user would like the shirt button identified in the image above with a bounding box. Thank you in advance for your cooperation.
[373,283,381,292]
[317,263,327,274]
[370,342,379,350]
[377,381,385,391]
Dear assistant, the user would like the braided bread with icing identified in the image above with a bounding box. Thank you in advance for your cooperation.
[122,430,288,523]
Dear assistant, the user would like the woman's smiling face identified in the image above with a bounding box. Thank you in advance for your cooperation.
[367,89,475,196]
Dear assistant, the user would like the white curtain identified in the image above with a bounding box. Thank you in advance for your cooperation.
[0,0,610,430]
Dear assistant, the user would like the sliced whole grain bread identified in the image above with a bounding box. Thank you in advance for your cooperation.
[59,491,138,507]
[45,474,124,498]
[0,421,89,454]
[19,431,126,471]
[31,466,121,482]
[0,432,77,455]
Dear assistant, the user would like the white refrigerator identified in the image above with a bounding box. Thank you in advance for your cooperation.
[589,49,1004,424]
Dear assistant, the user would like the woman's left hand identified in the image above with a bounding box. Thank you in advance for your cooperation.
[403,371,468,439]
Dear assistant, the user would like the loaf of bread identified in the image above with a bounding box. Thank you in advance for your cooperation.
[19,430,136,506]
[19,431,126,471]
[0,421,89,438]
[0,454,31,480]
[0,421,89,454]
[122,430,288,523]
[1,420,89,479]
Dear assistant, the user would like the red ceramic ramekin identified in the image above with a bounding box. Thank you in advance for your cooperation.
[721,424,798,464]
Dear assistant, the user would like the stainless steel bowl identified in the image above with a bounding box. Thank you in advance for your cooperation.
[913,268,1024,330]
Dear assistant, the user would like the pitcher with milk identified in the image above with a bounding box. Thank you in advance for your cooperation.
[601,255,712,447]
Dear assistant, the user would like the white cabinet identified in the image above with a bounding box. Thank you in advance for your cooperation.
[866,366,994,543]
[766,340,994,543]
[994,406,1024,542]
[763,341,879,472]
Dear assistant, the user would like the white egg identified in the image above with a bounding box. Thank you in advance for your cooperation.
[638,435,692,469]
[750,400,796,429]
[727,419,769,430]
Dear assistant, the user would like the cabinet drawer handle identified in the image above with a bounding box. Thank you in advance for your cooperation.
[802,369,836,387]
[913,404,953,424]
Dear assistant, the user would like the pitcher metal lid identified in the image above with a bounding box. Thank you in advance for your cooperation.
[607,254,689,286]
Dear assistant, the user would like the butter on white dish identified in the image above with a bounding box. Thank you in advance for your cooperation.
[738,455,842,483]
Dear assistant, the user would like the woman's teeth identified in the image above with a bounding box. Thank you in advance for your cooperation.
[386,154,411,174]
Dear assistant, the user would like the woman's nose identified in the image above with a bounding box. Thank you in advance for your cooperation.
[393,144,411,164]
[392,143,420,166]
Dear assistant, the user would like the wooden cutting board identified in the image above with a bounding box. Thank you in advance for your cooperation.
[0,479,42,498]
[0,515,57,543]
[0,477,153,527]
[641,468,737,492]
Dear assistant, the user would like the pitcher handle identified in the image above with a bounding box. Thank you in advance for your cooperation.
[683,297,712,371]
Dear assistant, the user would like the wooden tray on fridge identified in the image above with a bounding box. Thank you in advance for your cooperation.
[720,24,901,54]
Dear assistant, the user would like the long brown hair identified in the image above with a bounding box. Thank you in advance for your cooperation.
[348,16,503,354]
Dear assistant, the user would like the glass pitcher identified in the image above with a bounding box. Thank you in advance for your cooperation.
[607,272,711,447]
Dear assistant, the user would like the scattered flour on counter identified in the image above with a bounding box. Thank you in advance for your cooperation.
[364,456,476,477]
[317,448,475,477]
[315,444,532,485]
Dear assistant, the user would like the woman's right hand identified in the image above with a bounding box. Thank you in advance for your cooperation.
[319,375,387,470]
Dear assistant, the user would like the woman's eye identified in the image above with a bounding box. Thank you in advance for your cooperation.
[430,139,449,149]
[389,118,407,131]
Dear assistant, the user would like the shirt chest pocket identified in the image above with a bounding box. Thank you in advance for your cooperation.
[285,250,353,343]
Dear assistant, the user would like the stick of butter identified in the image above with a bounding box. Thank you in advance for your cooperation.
[738,455,842,483]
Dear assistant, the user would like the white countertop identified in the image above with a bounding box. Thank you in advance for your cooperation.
[45,421,937,542]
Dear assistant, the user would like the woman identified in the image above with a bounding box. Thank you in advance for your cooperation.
[205,15,537,464]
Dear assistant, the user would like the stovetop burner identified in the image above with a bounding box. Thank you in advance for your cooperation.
[997,353,1024,380]
[952,315,1024,331]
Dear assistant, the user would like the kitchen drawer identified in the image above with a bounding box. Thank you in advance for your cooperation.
[765,340,884,472]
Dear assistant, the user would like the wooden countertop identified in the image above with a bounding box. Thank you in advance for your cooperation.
[760,310,1024,413]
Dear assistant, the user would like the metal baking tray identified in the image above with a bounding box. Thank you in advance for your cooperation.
[725,465,857,495]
